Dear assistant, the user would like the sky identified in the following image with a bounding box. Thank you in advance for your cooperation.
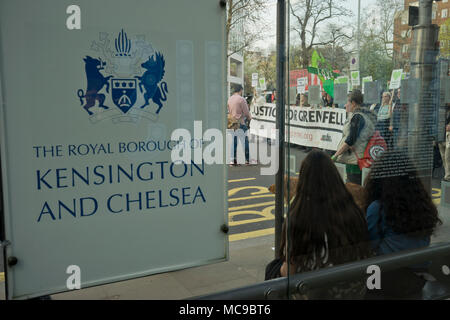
[252,0,379,51]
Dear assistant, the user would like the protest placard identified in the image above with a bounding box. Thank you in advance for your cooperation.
[351,71,360,87]
[297,77,308,94]
[389,69,403,89]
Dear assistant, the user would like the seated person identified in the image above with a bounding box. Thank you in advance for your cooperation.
[363,151,442,298]
[278,150,372,299]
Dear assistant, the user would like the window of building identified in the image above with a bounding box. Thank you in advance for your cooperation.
[401,30,407,38]
[407,29,412,38]
[443,9,448,18]
[432,10,436,20]
[402,44,409,54]
[401,11,408,25]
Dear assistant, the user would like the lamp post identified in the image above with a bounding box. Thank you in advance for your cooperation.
[274,0,286,259]
[357,0,361,71]
[408,0,440,193]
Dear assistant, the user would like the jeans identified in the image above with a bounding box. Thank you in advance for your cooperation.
[438,132,450,181]
[232,124,250,163]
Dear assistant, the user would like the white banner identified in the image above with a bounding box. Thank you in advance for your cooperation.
[250,104,347,150]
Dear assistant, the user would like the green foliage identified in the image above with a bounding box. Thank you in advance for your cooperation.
[359,35,393,84]
[243,51,276,95]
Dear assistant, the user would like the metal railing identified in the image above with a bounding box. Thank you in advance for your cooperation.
[192,242,450,300]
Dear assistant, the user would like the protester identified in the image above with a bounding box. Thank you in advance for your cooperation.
[323,93,334,108]
[298,93,309,107]
[369,90,383,115]
[265,91,272,103]
[438,103,450,181]
[388,88,402,149]
[295,93,301,106]
[254,89,266,105]
[227,84,253,165]
[274,150,372,299]
[376,91,393,147]
[364,151,442,298]
[271,90,277,103]
[332,89,377,185]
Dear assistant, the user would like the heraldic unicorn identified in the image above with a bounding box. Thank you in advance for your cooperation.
[135,52,168,114]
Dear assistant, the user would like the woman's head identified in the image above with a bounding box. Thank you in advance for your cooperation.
[295,150,344,196]
[281,150,371,270]
[364,151,442,238]
[300,93,308,105]
[382,91,391,105]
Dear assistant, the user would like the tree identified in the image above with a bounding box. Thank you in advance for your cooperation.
[359,31,393,83]
[244,51,276,95]
[226,0,268,57]
[361,0,403,60]
[316,23,353,72]
[289,0,352,68]
[316,45,349,73]
[356,0,402,80]
[438,18,450,59]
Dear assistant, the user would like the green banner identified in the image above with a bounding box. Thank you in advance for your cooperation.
[309,50,340,97]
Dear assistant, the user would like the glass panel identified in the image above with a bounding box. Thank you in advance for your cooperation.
[1,0,449,302]
[285,0,450,300]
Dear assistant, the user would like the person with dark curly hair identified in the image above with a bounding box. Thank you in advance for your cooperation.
[364,150,442,298]
[276,150,373,299]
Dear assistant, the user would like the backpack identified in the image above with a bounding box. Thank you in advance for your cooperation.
[352,130,387,170]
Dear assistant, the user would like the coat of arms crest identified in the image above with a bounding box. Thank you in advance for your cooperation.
[77,29,168,123]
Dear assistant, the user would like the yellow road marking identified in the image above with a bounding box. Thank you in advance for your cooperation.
[230,209,269,219]
[229,206,275,226]
[0,272,4,282]
[227,185,444,242]
[230,228,274,242]
[261,205,276,216]
[228,186,271,197]
[229,194,274,202]
[229,201,275,212]
[228,178,256,183]
[230,216,273,226]
[432,188,441,205]
[432,188,441,197]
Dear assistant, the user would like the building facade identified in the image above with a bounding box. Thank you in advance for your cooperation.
[393,0,450,70]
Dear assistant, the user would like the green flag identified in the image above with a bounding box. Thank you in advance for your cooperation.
[309,50,339,97]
